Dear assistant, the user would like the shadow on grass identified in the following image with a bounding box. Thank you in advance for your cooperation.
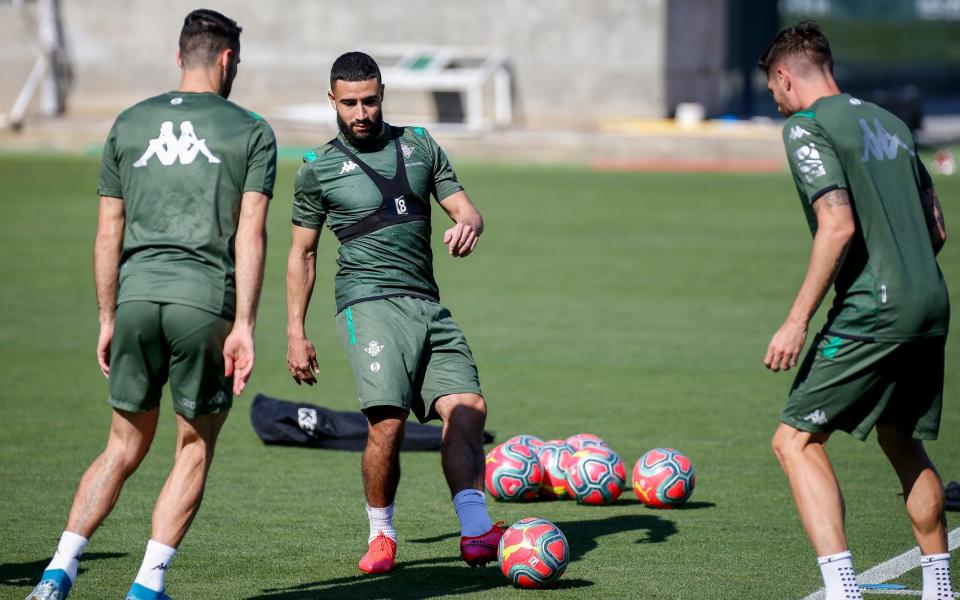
[609,498,717,510]
[248,555,593,599]
[251,511,681,598]
[0,552,127,588]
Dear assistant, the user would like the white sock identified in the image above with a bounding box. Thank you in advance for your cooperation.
[133,539,176,593]
[453,489,493,537]
[818,551,862,600]
[45,531,88,582]
[366,504,397,543]
[921,552,954,600]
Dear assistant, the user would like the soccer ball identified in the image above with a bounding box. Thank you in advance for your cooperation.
[485,441,543,501]
[633,447,695,508]
[536,440,575,499]
[505,434,545,453]
[563,446,626,505]
[565,433,608,451]
[498,517,569,588]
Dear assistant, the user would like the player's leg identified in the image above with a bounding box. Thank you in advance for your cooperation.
[335,299,424,574]
[27,302,166,600]
[358,406,407,573]
[123,304,231,600]
[420,301,502,568]
[876,337,952,600]
[771,424,847,553]
[27,410,159,600]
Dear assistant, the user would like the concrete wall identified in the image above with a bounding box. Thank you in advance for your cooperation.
[1,0,670,127]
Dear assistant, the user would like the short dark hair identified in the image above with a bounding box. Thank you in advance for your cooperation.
[330,52,382,91]
[179,9,242,68]
[758,20,833,74]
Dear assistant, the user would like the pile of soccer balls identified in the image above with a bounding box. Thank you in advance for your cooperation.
[485,433,695,507]
[490,434,697,588]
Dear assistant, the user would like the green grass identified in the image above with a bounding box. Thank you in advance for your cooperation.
[1,155,958,599]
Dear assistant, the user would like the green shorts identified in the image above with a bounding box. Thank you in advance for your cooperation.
[336,296,482,423]
[781,333,945,441]
[108,301,233,418]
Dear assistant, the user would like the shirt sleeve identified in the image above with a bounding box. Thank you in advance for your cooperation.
[244,119,278,196]
[419,127,464,202]
[97,120,123,198]
[292,156,326,230]
[783,119,848,205]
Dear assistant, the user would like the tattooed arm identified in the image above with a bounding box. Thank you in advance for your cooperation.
[764,189,856,372]
[920,187,947,255]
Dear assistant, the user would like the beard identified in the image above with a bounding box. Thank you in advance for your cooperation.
[337,112,384,149]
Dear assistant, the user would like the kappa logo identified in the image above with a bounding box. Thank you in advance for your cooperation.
[298,407,318,433]
[133,121,221,167]
[340,160,359,175]
[364,340,386,357]
[789,125,811,141]
[793,143,826,183]
[370,362,381,373]
[401,143,414,159]
[860,118,914,163]
[802,409,828,426]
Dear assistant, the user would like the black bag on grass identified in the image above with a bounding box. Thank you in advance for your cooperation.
[250,393,494,451]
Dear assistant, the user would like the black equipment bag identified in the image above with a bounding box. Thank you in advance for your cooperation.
[250,394,494,451]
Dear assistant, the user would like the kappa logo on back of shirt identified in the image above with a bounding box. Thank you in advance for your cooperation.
[340,160,359,175]
[133,121,221,167]
[859,118,914,163]
[789,125,811,141]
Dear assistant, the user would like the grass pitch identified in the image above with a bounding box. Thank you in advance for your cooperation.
[0,154,957,599]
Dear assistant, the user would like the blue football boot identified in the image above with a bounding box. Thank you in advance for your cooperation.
[24,569,72,600]
[124,583,171,600]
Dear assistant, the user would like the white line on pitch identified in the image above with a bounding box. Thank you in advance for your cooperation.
[799,527,960,600]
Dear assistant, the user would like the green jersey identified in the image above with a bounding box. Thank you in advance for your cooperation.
[292,124,464,313]
[98,91,277,318]
[782,93,949,341]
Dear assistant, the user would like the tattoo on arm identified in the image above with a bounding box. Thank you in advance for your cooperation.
[814,188,851,210]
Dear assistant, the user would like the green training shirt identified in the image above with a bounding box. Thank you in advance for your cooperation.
[782,93,949,341]
[98,91,277,318]
[292,124,464,313]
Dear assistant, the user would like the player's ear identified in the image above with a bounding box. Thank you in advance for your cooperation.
[379,83,386,102]
[327,89,336,108]
[176,49,183,69]
[776,67,791,92]
[219,48,233,72]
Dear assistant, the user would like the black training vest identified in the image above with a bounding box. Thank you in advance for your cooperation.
[329,128,430,244]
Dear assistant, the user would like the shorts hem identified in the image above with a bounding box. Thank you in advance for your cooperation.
[780,416,834,436]
[359,399,411,414]
[429,387,483,402]
[173,404,232,420]
[108,397,158,414]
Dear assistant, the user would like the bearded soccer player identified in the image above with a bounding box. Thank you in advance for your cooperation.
[286,52,501,574]
[760,22,953,600]
[26,10,275,600]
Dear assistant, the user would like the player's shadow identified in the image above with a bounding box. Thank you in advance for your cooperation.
[0,552,127,588]
[552,513,680,560]
[246,556,593,599]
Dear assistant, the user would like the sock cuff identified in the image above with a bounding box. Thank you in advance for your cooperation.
[366,504,395,518]
[60,531,89,547]
[452,489,485,503]
[146,540,177,556]
[817,550,853,565]
[920,552,950,565]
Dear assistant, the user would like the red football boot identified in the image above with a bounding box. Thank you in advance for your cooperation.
[358,531,397,574]
[459,521,507,568]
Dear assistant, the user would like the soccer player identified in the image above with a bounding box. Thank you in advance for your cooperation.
[26,10,275,600]
[286,52,502,574]
[760,22,953,600]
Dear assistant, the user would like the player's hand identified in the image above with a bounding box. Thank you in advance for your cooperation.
[223,326,255,396]
[287,336,320,386]
[443,222,479,258]
[96,320,114,378]
[764,319,808,372]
